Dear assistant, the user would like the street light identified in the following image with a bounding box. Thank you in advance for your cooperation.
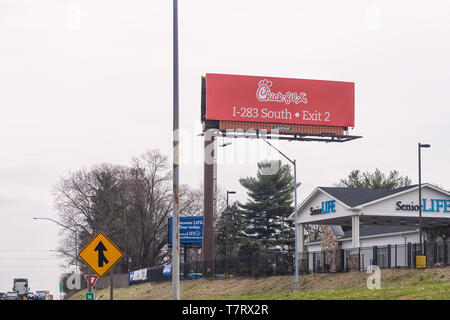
[33,217,79,272]
[218,138,301,290]
[261,139,300,291]
[225,190,236,278]
[418,143,431,254]
[34,218,97,294]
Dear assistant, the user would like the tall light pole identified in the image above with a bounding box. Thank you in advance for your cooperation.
[418,143,431,255]
[219,138,301,289]
[33,217,79,272]
[172,0,181,300]
[262,139,300,290]
[33,217,96,293]
[225,190,236,278]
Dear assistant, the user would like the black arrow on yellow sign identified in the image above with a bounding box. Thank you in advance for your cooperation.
[94,241,109,267]
[78,232,123,278]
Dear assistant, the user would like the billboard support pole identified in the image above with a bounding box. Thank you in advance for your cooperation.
[203,134,215,276]
[172,0,180,300]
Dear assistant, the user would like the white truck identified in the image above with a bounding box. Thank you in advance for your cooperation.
[13,278,29,299]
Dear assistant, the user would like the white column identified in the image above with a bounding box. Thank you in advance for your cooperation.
[298,223,304,253]
[351,217,354,247]
[352,215,360,248]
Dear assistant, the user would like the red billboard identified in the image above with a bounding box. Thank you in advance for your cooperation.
[205,73,354,128]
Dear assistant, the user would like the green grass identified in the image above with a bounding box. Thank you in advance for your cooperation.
[217,282,450,300]
[68,267,450,300]
[384,272,415,283]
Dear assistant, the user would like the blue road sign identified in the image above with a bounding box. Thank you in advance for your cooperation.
[168,216,203,244]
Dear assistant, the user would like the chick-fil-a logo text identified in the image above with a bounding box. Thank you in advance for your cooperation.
[256,79,308,105]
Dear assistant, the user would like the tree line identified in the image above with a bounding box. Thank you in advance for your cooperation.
[55,148,419,274]
[54,150,223,274]
[214,167,416,255]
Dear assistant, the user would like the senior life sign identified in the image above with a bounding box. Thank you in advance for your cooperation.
[168,216,203,245]
[205,73,355,128]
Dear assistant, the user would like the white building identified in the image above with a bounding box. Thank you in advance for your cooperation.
[288,183,450,271]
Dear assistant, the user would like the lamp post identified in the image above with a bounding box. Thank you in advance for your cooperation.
[418,143,431,255]
[262,139,300,290]
[217,138,301,289]
[33,218,95,293]
[33,217,79,272]
[225,190,236,278]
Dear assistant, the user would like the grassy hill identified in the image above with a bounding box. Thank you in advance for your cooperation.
[69,266,450,300]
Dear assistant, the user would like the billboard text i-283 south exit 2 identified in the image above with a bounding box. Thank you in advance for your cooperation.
[205,73,355,128]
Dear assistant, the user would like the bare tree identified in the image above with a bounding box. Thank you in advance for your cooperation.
[125,150,173,270]
[53,149,208,273]
[53,163,130,271]
[179,185,203,217]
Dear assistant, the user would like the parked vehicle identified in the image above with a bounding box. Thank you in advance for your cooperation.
[4,292,18,300]
[35,291,47,300]
[13,278,29,299]
[26,292,35,300]
[0,292,6,300]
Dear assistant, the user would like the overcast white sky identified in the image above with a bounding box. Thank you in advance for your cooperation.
[1,0,449,297]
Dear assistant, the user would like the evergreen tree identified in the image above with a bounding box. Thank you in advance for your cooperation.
[338,168,412,189]
[215,202,246,257]
[238,160,295,253]
[335,168,412,233]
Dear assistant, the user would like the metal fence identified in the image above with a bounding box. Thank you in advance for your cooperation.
[132,252,295,284]
[129,240,449,285]
[302,240,450,273]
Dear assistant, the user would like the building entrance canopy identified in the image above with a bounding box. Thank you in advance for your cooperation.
[288,183,450,250]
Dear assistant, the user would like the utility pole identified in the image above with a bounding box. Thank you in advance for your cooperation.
[172,0,181,300]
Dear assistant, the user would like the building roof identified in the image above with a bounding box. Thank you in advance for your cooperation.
[307,225,418,245]
[320,185,417,207]
[330,225,345,237]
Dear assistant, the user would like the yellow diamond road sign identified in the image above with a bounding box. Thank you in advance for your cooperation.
[78,232,124,277]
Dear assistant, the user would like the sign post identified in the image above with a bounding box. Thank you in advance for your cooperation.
[110,269,114,300]
[88,271,92,293]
